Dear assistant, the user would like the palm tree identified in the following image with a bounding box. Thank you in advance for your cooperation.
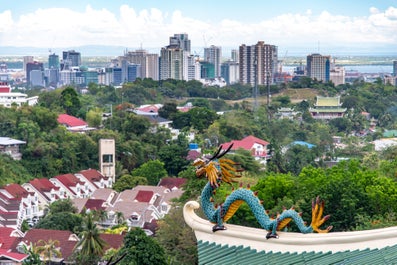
[74,213,107,264]
[35,239,62,265]
[22,243,43,265]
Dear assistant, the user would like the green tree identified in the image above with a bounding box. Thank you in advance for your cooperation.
[113,174,148,192]
[35,212,83,234]
[158,141,189,176]
[73,213,107,265]
[22,243,43,265]
[48,199,77,214]
[158,102,178,119]
[156,204,198,265]
[86,108,102,127]
[60,87,81,116]
[131,160,167,185]
[117,228,167,265]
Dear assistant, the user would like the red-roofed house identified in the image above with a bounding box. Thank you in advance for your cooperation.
[84,198,106,212]
[20,229,79,264]
[221,135,270,163]
[133,104,163,115]
[50,174,93,199]
[57,114,88,131]
[3,183,41,227]
[75,169,112,189]
[99,233,124,251]
[0,227,27,264]
[158,177,187,191]
[104,185,184,231]
[0,190,23,229]
[134,190,154,203]
[22,178,65,208]
[0,82,11,93]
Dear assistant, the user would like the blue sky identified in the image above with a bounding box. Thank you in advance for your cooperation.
[1,0,396,56]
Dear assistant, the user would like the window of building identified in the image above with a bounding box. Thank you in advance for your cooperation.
[102,154,113,163]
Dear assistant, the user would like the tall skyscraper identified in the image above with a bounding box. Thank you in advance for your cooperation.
[306,53,331,82]
[48,53,60,69]
[26,61,44,87]
[239,41,277,86]
[393,60,397,77]
[160,33,192,81]
[204,45,222,77]
[62,50,81,70]
[127,64,141,82]
[23,56,34,77]
[120,49,159,80]
[231,49,239,62]
[221,61,239,85]
[160,46,188,80]
[169,33,191,53]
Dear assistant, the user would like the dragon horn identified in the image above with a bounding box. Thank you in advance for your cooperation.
[216,143,234,159]
[209,145,223,161]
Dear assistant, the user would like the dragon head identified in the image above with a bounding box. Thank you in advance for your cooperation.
[193,144,242,187]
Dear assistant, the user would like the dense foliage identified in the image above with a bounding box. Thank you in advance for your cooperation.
[2,76,397,264]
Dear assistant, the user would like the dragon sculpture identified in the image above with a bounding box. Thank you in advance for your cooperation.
[193,144,332,239]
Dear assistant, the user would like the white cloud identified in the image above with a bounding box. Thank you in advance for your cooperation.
[0,5,396,53]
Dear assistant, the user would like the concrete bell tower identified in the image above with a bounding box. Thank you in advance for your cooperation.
[99,139,116,183]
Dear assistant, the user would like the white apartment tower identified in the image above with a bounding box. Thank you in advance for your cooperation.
[160,33,192,81]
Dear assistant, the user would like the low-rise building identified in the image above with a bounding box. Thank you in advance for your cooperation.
[0,137,26,160]
[221,135,270,162]
[309,96,347,120]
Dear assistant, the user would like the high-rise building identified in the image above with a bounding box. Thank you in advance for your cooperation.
[62,50,81,70]
[160,46,188,80]
[204,45,222,77]
[48,53,60,69]
[306,53,330,82]
[187,56,201,81]
[30,70,45,87]
[200,62,215,79]
[221,61,240,85]
[121,49,159,80]
[231,49,239,62]
[169,33,191,53]
[45,68,59,87]
[330,67,345,86]
[239,41,277,86]
[113,68,123,85]
[160,33,194,81]
[26,61,44,87]
[127,64,141,82]
[393,60,397,77]
[23,56,34,77]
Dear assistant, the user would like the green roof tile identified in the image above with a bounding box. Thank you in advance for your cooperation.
[197,240,397,265]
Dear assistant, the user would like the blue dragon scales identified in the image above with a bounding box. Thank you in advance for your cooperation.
[193,145,332,239]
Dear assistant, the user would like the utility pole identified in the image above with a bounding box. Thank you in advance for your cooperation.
[253,56,258,113]
[267,71,271,121]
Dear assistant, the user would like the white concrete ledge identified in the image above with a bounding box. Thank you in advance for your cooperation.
[184,200,397,253]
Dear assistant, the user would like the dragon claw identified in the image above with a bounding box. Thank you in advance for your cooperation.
[311,197,332,233]
[266,232,279,239]
[212,225,227,232]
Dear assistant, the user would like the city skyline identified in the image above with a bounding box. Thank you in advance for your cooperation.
[1,1,397,56]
